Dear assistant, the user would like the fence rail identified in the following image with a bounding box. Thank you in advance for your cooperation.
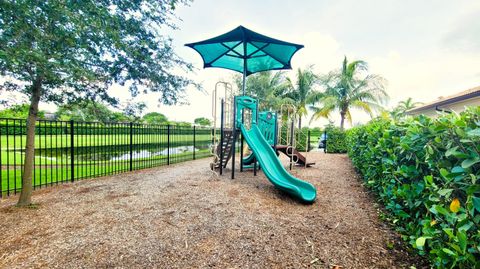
[0,118,213,197]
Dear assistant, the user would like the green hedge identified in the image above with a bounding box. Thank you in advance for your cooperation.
[325,125,347,153]
[296,127,309,152]
[277,125,310,152]
[346,107,480,268]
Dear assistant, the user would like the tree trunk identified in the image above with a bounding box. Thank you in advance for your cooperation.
[17,78,42,206]
[340,111,346,130]
[298,116,302,129]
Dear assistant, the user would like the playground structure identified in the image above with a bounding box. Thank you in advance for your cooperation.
[210,89,317,203]
[187,26,314,202]
[210,82,236,171]
[276,104,315,168]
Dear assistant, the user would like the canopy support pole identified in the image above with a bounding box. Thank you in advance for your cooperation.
[242,59,246,96]
[240,50,247,172]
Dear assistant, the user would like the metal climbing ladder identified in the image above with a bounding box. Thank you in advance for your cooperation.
[210,81,236,172]
[214,129,234,169]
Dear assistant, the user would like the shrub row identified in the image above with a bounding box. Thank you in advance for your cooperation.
[277,126,310,152]
[325,125,347,153]
[346,107,480,268]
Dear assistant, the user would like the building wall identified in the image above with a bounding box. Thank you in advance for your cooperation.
[409,96,480,117]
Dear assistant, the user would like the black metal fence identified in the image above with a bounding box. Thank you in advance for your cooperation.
[0,118,213,197]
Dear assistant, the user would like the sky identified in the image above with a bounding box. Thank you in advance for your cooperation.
[46,0,480,126]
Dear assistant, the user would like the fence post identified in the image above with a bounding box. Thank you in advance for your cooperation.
[324,130,327,153]
[307,130,311,152]
[211,128,214,147]
[167,125,171,165]
[129,122,133,171]
[289,120,294,170]
[193,125,196,160]
[70,120,75,182]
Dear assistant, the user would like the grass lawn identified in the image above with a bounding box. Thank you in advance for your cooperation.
[0,134,212,166]
[1,149,211,196]
[0,133,211,150]
[1,128,214,196]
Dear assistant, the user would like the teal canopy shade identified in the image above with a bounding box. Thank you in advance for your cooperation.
[185,26,304,76]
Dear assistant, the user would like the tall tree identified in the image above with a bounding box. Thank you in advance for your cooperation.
[143,112,168,125]
[310,57,388,129]
[123,101,146,122]
[397,97,423,113]
[389,97,423,120]
[56,101,130,122]
[284,66,319,128]
[194,117,211,127]
[234,71,290,111]
[0,104,45,119]
[0,0,195,206]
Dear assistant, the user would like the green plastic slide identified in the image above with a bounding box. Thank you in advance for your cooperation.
[240,124,317,203]
[242,153,260,170]
[242,153,255,165]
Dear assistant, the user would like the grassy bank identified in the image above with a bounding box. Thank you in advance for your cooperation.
[1,149,211,196]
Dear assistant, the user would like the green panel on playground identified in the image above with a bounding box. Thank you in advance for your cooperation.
[186,26,315,203]
[235,95,316,203]
[242,110,277,166]
[258,111,277,145]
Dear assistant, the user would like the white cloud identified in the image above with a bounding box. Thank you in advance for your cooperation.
[9,0,477,129]
[370,49,480,110]
[443,9,480,52]
[291,31,342,73]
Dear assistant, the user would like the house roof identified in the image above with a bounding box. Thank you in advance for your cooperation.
[407,85,480,113]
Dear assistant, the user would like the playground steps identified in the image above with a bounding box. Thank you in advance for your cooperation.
[214,129,235,168]
[275,145,315,167]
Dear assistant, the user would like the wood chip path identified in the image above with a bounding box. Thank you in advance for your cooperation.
[0,152,428,268]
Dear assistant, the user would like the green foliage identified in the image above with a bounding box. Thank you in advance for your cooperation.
[1,0,195,204]
[308,127,322,147]
[194,117,212,127]
[325,125,347,153]
[346,107,480,268]
[309,127,322,137]
[0,0,194,105]
[0,104,45,119]
[0,119,206,135]
[123,102,146,122]
[277,124,310,152]
[143,112,168,125]
[390,97,423,120]
[295,127,309,152]
[56,101,130,123]
[235,71,290,111]
[170,121,191,127]
[284,66,320,128]
[309,56,388,129]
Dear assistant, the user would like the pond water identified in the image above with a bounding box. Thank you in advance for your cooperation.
[8,142,211,163]
[111,145,200,161]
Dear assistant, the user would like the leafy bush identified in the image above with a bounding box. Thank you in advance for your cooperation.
[294,127,309,151]
[0,104,45,119]
[346,107,480,268]
[325,125,347,153]
[276,125,311,151]
[308,127,322,147]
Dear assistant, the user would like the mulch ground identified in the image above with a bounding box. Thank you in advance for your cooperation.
[0,152,428,268]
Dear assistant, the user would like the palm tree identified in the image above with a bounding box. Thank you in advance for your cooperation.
[234,71,290,111]
[309,56,388,130]
[397,97,422,112]
[389,97,423,119]
[284,66,319,128]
